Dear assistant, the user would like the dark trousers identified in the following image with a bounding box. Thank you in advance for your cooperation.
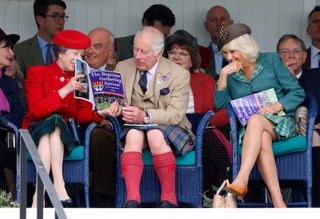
[313,147,320,207]
[89,127,116,206]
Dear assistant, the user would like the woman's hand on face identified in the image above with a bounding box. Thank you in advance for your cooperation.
[221,61,243,76]
[97,101,122,118]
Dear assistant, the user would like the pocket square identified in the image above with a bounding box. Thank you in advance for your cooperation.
[160,87,170,95]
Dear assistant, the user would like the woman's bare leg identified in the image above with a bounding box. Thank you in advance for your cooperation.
[231,115,275,188]
[49,127,70,201]
[31,134,51,207]
[256,131,286,207]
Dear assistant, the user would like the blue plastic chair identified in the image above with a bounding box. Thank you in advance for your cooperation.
[15,120,98,208]
[227,92,317,207]
[115,111,214,207]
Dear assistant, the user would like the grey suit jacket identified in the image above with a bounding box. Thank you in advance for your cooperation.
[115,57,193,137]
[115,35,134,62]
[13,35,44,77]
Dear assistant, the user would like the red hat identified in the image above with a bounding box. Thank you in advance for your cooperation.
[54,29,91,49]
[0,28,20,45]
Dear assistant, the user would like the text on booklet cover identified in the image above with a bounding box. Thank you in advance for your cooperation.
[74,58,125,110]
[230,88,285,126]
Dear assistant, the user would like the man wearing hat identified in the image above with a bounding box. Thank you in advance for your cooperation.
[0,27,23,201]
[14,0,67,78]
[214,23,304,207]
[22,29,121,207]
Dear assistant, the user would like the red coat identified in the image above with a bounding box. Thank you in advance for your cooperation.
[191,72,232,161]
[190,72,228,127]
[22,62,101,128]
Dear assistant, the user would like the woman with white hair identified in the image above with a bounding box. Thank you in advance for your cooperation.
[215,23,305,207]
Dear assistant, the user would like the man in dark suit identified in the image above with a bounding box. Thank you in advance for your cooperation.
[13,0,67,77]
[277,34,307,79]
[116,4,175,62]
[84,27,118,208]
[299,68,320,206]
[302,6,320,70]
[201,5,233,80]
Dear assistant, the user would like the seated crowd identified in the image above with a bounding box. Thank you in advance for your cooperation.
[1,0,320,208]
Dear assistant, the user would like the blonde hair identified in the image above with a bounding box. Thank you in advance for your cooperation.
[222,34,260,63]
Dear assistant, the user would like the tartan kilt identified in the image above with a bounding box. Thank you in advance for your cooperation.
[28,114,76,156]
[121,125,194,156]
[239,114,298,145]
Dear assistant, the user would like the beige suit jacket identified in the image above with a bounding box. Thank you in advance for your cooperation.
[115,57,194,138]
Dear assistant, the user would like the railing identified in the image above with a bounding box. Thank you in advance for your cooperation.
[19,129,67,219]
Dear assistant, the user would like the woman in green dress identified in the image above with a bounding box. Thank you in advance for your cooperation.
[215,23,305,207]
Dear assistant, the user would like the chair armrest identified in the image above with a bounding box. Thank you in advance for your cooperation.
[84,122,97,163]
[304,92,318,148]
[226,103,240,179]
[108,117,123,163]
[187,111,214,166]
[0,115,20,147]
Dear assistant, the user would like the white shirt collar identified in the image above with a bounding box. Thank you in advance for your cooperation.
[310,45,320,58]
[296,70,302,79]
[90,64,107,72]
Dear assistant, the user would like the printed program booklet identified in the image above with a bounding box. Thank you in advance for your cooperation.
[230,88,285,126]
[74,58,125,110]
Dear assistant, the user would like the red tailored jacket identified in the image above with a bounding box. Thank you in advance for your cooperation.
[22,62,101,128]
[190,72,228,127]
[191,72,232,161]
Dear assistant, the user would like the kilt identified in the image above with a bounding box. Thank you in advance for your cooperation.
[120,125,194,156]
[28,114,76,155]
[239,114,298,145]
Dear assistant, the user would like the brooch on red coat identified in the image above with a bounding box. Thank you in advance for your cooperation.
[60,76,65,82]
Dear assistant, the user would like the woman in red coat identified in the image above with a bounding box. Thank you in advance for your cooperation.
[23,30,120,207]
[165,30,231,198]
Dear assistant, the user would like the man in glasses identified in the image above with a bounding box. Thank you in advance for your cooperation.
[303,6,320,70]
[14,0,67,78]
[277,34,307,79]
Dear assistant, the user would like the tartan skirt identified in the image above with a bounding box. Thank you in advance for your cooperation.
[239,114,298,144]
[28,114,76,156]
[120,125,195,156]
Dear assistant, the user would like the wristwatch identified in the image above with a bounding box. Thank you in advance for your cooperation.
[144,111,151,124]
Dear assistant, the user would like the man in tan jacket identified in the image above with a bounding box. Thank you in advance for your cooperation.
[115,26,194,208]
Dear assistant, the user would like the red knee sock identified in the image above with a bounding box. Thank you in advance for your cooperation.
[153,152,177,205]
[121,152,143,203]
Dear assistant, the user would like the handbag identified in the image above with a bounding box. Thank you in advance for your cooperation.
[212,179,237,208]
[68,118,83,145]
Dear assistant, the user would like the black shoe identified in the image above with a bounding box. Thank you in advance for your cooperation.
[125,200,140,208]
[61,199,73,208]
[156,200,178,208]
